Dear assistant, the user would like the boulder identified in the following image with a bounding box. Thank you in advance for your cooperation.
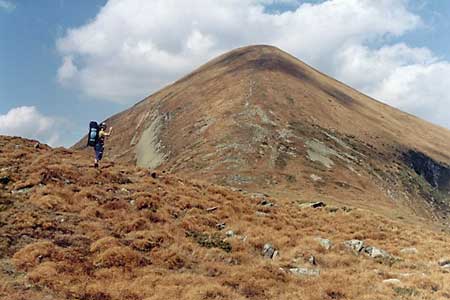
[259,199,274,207]
[289,267,320,277]
[225,230,236,238]
[315,237,332,250]
[262,243,278,259]
[383,279,401,285]
[310,174,322,182]
[298,201,326,209]
[216,222,226,230]
[344,240,394,261]
[438,258,450,267]
[364,246,392,259]
[344,239,365,253]
[12,186,33,194]
[400,247,418,254]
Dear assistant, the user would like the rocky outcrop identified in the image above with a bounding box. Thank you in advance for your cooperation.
[344,239,365,253]
[344,240,394,262]
[404,150,450,190]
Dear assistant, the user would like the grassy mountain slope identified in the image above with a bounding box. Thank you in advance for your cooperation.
[74,45,450,225]
[3,136,450,300]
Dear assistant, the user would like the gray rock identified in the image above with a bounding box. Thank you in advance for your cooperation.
[383,279,401,285]
[308,255,316,266]
[400,247,418,254]
[259,199,274,207]
[256,211,269,217]
[12,186,33,194]
[225,230,236,238]
[315,237,332,250]
[216,222,226,230]
[298,201,326,209]
[262,243,278,259]
[344,239,365,253]
[441,264,450,270]
[438,258,450,266]
[364,246,392,259]
[289,267,320,277]
[310,174,322,182]
[344,240,393,261]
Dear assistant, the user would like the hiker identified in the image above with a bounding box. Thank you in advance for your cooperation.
[93,122,112,168]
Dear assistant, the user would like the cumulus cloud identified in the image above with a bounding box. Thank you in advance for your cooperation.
[57,56,78,84]
[0,0,15,12]
[333,42,450,127]
[0,106,61,146]
[373,60,450,128]
[56,0,450,128]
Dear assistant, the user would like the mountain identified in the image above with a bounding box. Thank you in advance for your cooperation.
[3,135,450,300]
[75,45,450,225]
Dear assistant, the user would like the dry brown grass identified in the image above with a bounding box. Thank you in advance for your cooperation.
[1,135,450,300]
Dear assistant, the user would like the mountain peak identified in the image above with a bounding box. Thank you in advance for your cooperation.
[199,44,309,76]
[74,45,450,226]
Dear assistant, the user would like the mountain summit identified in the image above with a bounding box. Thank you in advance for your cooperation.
[75,45,450,223]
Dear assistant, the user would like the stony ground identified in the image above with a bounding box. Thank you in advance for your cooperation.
[1,136,450,300]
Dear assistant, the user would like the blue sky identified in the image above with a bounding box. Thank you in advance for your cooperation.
[0,0,118,145]
[1,0,450,146]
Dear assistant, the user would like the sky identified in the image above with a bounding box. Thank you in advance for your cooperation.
[1,0,450,146]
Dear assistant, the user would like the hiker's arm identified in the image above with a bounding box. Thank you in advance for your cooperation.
[102,127,113,137]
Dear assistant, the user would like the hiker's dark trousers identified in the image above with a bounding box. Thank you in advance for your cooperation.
[95,143,104,161]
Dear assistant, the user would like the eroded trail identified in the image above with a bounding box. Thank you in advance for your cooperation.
[1,136,450,300]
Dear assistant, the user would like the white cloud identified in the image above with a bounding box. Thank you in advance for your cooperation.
[373,60,450,128]
[0,0,15,12]
[334,43,450,127]
[335,43,436,92]
[57,55,78,84]
[0,106,61,146]
[56,0,450,128]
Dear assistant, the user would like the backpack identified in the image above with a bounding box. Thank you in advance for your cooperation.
[87,121,99,147]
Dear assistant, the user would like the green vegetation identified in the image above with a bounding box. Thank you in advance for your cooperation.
[186,231,232,252]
